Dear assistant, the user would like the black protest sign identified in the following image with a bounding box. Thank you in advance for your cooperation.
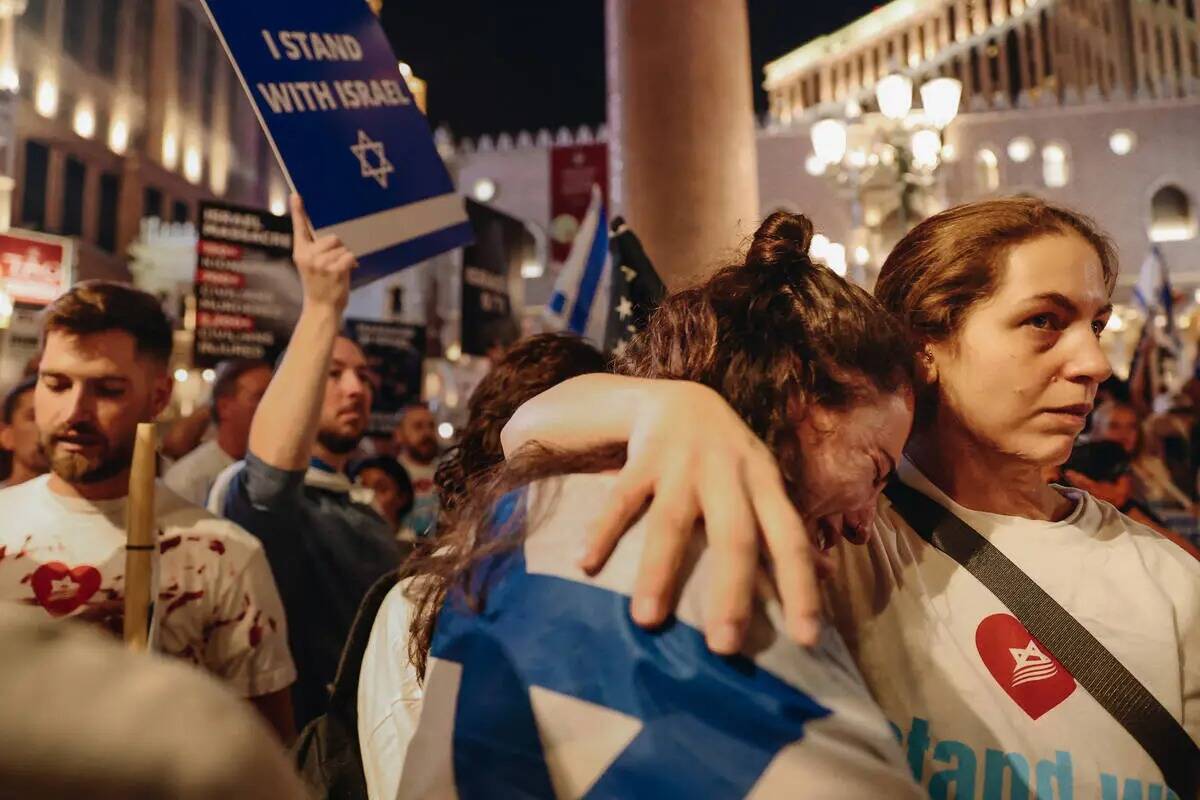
[344,318,426,437]
[193,202,299,368]
[461,199,529,357]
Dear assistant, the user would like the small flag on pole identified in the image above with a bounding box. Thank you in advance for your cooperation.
[545,185,610,343]
[1133,245,1180,355]
[604,218,665,359]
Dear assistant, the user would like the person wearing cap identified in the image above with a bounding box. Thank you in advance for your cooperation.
[163,360,272,508]
[347,455,415,538]
[1063,439,1200,560]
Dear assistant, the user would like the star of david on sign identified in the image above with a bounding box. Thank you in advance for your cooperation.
[428,491,831,798]
[350,129,394,188]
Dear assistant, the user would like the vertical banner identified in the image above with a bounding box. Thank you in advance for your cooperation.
[344,318,426,436]
[193,201,300,368]
[549,143,608,263]
[461,199,530,357]
[202,0,473,286]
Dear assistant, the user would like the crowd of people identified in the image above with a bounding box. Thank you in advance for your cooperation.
[0,193,1196,798]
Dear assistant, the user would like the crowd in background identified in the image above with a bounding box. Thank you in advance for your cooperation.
[0,195,1197,798]
[1058,371,1200,559]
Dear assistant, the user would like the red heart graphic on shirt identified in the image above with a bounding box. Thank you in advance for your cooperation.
[31,562,102,617]
[976,613,1076,720]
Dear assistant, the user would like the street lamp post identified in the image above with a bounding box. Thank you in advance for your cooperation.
[808,73,961,285]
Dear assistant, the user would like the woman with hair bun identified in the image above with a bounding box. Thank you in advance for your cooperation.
[505,197,1200,798]
[355,212,924,799]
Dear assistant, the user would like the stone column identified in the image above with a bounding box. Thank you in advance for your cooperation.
[606,0,759,290]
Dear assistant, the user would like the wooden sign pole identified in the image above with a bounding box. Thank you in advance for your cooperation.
[123,422,157,651]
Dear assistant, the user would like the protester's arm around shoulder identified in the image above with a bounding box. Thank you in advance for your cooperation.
[239,194,354,506]
[502,373,822,652]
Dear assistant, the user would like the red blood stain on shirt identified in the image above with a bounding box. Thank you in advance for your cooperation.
[201,593,252,640]
[19,572,32,584]
[186,536,201,542]
[249,611,263,647]
[159,536,182,554]
[0,545,6,561]
[165,590,205,615]
[13,535,32,559]
[209,540,226,555]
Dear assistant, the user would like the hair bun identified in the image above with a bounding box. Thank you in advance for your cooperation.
[746,211,816,271]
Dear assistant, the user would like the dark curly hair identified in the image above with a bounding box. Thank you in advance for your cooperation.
[404,212,915,678]
[433,333,606,533]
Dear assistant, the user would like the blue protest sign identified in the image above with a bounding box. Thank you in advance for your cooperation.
[202,0,472,287]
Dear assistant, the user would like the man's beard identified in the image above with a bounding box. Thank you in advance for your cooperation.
[408,436,439,463]
[317,428,362,456]
[40,426,133,484]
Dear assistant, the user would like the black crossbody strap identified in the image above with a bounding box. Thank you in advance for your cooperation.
[884,479,1200,799]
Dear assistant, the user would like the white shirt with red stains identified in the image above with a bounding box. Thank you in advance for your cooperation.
[0,475,296,697]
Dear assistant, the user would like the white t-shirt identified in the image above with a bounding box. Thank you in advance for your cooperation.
[827,459,1200,798]
[358,473,921,800]
[0,475,296,697]
[164,439,235,509]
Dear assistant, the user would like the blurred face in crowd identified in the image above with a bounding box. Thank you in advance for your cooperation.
[395,405,438,464]
[796,388,914,549]
[36,330,171,485]
[926,234,1112,467]
[358,466,411,528]
[1093,402,1140,456]
[316,337,373,456]
[0,387,48,482]
[216,365,272,453]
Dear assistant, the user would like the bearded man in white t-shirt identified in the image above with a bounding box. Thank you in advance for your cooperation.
[0,281,297,742]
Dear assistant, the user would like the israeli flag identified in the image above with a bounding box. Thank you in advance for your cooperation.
[545,184,610,343]
[376,474,922,799]
[1134,245,1180,353]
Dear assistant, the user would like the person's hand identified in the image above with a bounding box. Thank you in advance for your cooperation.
[289,194,355,312]
[579,381,824,653]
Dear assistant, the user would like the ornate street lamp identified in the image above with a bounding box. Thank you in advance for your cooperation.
[807,73,962,284]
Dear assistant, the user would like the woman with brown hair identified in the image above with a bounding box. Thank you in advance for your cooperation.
[355,213,924,798]
[431,332,607,535]
[504,198,1200,797]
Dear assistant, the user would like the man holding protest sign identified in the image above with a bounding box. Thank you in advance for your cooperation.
[0,282,297,742]
[219,195,405,729]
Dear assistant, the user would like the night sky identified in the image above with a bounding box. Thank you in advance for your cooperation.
[381,1,881,139]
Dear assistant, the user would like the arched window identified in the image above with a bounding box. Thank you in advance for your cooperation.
[1041,142,1069,187]
[1150,184,1197,242]
[976,147,1000,191]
